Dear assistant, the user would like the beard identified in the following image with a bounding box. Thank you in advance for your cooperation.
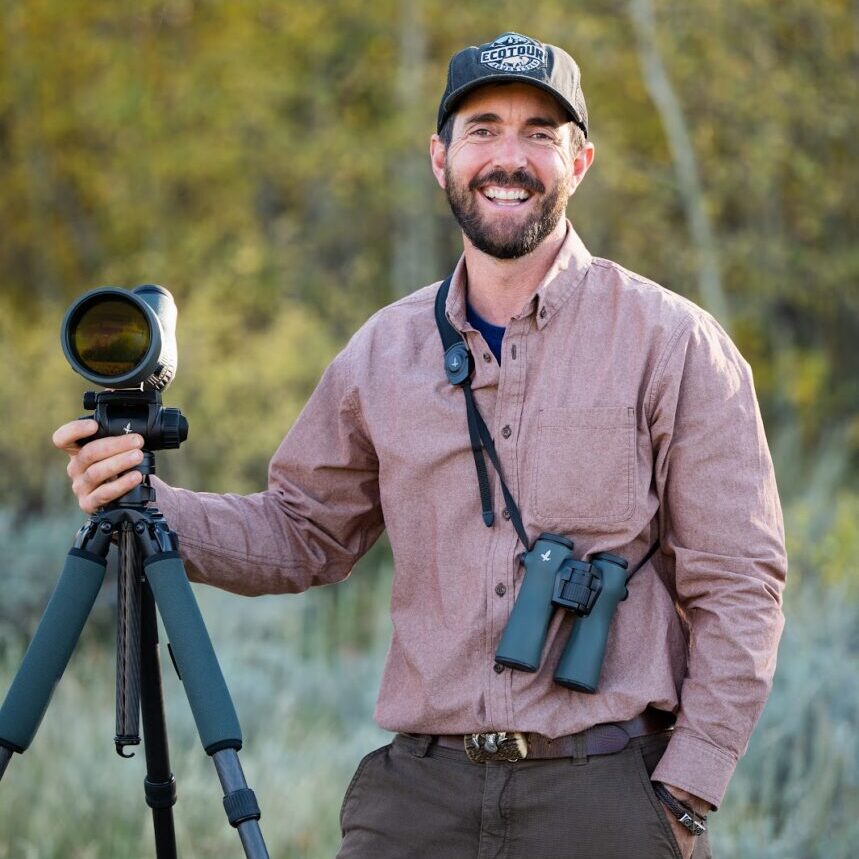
[443,163,571,259]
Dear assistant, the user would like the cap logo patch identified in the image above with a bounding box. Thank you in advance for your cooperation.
[480,33,546,73]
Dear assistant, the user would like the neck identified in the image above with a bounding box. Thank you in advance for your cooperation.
[463,219,568,327]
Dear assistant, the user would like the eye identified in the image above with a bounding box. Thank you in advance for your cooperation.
[470,127,493,137]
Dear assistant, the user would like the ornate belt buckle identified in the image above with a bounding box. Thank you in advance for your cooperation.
[464,731,528,763]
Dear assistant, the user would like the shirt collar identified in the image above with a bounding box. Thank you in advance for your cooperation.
[444,219,593,333]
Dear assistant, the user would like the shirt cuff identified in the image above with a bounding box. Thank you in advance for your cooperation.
[650,726,738,811]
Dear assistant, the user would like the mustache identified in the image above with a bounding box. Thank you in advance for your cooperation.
[468,169,545,195]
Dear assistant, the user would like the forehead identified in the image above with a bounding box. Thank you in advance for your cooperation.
[453,82,570,127]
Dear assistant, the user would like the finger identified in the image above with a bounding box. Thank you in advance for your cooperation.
[80,471,144,514]
[78,447,146,492]
[53,419,100,454]
[73,433,145,474]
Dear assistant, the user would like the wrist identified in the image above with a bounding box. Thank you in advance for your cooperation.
[653,781,709,836]
[659,782,712,816]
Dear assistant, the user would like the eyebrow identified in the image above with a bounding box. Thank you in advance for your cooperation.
[463,112,563,129]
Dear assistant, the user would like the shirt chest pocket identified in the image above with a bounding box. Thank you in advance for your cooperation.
[531,406,637,524]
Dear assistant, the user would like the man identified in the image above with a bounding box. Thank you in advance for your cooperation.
[54,32,786,859]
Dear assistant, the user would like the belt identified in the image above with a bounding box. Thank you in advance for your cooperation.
[405,707,675,763]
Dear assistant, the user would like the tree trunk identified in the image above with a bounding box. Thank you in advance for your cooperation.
[391,0,438,297]
[628,0,732,330]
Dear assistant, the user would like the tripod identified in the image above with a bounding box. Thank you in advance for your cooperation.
[0,452,270,859]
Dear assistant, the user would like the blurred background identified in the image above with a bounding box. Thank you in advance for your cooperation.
[0,1,857,856]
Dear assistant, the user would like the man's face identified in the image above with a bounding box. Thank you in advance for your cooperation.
[431,83,590,259]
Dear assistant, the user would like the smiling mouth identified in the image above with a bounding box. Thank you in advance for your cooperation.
[479,185,533,207]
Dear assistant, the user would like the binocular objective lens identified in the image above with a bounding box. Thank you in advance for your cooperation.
[71,298,151,378]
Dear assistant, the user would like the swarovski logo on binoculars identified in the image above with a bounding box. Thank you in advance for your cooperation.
[495,533,629,694]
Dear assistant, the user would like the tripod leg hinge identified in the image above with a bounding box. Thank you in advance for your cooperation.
[144,774,178,809]
[223,787,261,827]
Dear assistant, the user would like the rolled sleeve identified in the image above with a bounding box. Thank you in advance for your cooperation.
[647,313,787,809]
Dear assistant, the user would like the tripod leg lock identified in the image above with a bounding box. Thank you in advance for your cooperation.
[144,774,178,809]
[223,787,262,827]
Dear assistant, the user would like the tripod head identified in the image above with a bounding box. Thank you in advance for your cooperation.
[77,388,189,509]
[81,389,188,452]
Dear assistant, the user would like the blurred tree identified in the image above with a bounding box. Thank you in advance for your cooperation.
[0,0,856,516]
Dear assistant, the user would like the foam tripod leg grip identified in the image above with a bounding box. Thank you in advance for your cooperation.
[143,553,242,753]
[0,548,107,751]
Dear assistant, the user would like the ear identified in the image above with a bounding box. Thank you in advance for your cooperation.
[569,141,595,194]
[430,134,447,189]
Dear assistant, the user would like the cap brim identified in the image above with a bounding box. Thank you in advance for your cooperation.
[440,75,586,136]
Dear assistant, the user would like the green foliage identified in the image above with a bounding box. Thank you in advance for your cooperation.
[716,579,859,858]
[161,291,339,495]
[0,507,91,646]
[0,0,857,512]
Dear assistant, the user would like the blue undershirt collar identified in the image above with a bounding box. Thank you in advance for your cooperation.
[466,302,506,364]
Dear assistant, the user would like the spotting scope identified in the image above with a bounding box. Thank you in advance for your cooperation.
[60,285,187,452]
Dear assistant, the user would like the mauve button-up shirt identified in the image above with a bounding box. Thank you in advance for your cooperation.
[152,222,787,809]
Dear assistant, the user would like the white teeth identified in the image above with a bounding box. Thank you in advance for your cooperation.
[483,186,530,201]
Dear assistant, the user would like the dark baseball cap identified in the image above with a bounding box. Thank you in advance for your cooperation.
[437,32,588,138]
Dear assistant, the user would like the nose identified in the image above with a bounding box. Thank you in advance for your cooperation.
[491,130,528,172]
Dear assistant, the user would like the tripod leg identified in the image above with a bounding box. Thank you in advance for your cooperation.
[214,750,270,858]
[143,552,269,859]
[116,524,143,755]
[140,580,178,859]
[0,548,107,773]
[143,553,242,750]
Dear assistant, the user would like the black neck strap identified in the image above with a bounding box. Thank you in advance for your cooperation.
[434,277,531,550]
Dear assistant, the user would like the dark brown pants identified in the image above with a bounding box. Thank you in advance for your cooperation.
[337,731,713,859]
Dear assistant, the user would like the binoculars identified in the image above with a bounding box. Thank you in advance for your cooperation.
[494,533,628,693]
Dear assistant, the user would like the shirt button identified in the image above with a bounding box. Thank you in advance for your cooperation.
[511,345,517,360]
[501,425,512,439]
[539,307,548,319]
[495,582,507,596]
[493,663,505,674]
[502,508,511,520]
[483,352,491,362]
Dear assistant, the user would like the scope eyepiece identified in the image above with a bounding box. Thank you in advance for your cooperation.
[61,285,178,391]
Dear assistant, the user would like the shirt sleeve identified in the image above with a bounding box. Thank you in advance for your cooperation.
[646,313,787,810]
[151,344,385,596]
